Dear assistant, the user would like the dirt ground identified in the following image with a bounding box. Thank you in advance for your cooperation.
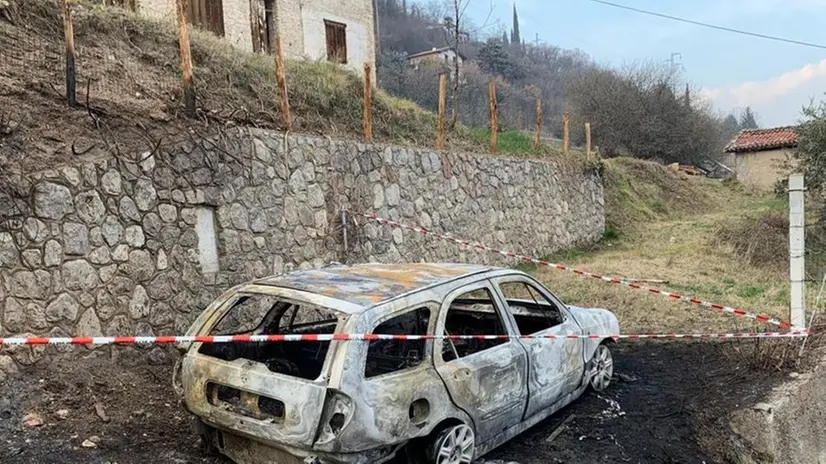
[0,340,786,464]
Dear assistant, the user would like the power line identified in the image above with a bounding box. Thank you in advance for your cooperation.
[586,0,826,50]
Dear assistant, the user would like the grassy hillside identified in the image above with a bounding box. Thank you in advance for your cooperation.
[0,0,574,174]
[526,158,822,342]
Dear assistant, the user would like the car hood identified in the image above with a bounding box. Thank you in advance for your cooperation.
[567,305,620,336]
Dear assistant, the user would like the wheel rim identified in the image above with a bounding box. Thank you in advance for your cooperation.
[436,424,475,464]
[590,345,614,391]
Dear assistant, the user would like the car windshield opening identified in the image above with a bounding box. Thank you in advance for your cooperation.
[198,293,341,380]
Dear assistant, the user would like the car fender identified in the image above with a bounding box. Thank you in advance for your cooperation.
[566,306,619,362]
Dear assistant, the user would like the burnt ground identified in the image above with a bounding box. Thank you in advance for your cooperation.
[0,341,786,464]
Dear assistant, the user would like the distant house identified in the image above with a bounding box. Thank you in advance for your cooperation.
[724,126,798,191]
[407,47,465,74]
[136,0,376,80]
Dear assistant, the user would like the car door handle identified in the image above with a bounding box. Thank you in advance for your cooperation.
[453,368,471,379]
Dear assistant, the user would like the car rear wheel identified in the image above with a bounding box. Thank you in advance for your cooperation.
[589,343,614,392]
[429,423,475,464]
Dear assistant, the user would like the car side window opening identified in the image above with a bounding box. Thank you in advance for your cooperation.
[498,281,565,335]
[365,308,430,378]
[442,288,509,362]
[200,294,339,381]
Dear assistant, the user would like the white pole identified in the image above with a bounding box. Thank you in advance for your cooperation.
[789,174,806,329]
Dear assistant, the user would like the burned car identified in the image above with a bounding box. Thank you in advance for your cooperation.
[175,263,619,464]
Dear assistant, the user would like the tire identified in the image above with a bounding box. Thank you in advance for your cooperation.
[197,423,219,456]
[588,343,614,392]
[200,433,218,456]
[427,423,475,464]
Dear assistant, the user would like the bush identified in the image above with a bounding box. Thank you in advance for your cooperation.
[716,212,788,268]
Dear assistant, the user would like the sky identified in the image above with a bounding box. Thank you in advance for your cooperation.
[462,0,826,127]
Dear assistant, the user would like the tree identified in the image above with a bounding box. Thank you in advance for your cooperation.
[565,61,724,164]
[740,106,759,129]
[510,4,521,50]
[377,49,410,93]
[794,98,826,194]
[478,39,523,80]
[442,0,495,128]
[722,114,739,133]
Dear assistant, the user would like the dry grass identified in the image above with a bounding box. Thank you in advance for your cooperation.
[519,159,819,340]
[602,157,731,233]
[0,0,581,174]
[716,211,790,268]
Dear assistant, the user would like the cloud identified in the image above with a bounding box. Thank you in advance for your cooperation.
[701,60,826,126]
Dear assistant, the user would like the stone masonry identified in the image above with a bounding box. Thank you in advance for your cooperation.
[0,128,603,375]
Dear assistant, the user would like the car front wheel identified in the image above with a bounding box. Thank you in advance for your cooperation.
[429,423,475,464]
[589,343,614,392]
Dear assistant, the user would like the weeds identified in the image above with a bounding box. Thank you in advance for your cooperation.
[716,212,788,268]
[736,283,767,299]
[602,227,620,241]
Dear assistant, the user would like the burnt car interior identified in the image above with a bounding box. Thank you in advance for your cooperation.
[364,307,430,378]
[441,284,566,361]
[442,288,509,361]
[498,281,565,334]
[199,294,339,380]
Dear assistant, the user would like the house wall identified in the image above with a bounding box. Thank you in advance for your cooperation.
[409,50,463,69]
[136,0,376,80]
[733,149,793,191]
[137,0,174,20]
[137,0,253,51]
[277,0,376,80]
[0,129,604,370]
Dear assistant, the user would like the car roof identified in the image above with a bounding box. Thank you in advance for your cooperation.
[253,262,497,311]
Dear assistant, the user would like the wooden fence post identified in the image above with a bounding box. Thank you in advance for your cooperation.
[563,111,570,155]
[175,0,195,117]
[489,81,498,154]
[534,98,542,153]
[274,37,292,130]
[60,0,76,107]
[363,63,373,142]
[585,122,592,159]
[437,74,447,150]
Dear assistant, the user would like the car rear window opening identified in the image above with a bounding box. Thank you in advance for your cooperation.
[199,294,340,381]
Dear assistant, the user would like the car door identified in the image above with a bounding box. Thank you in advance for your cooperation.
[433,280,529,444]
[491,275,585,420]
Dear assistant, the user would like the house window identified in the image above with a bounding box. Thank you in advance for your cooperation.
[186,0,226,37]
[251,0,275,53]
[324,20,347,64]
[264,0,276,53]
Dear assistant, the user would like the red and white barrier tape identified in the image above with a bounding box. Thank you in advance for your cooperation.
[355,212,807,333]
[0,331,810,346]
[1,212,808,347]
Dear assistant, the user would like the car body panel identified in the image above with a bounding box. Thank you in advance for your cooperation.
[254,263,491,311]
[488,274,587,420]
[182,353,328,448]
[433,279,530,446]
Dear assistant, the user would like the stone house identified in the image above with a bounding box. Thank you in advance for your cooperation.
[136,0,376,79]
[723,126,798,191]
[407,46,464,75]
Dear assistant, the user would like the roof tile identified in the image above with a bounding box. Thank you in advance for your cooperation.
[724,127,798,153]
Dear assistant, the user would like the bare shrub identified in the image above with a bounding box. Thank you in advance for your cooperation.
[716,212,789,268]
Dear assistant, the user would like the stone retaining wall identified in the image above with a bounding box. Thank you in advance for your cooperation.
[0,128,604,373]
